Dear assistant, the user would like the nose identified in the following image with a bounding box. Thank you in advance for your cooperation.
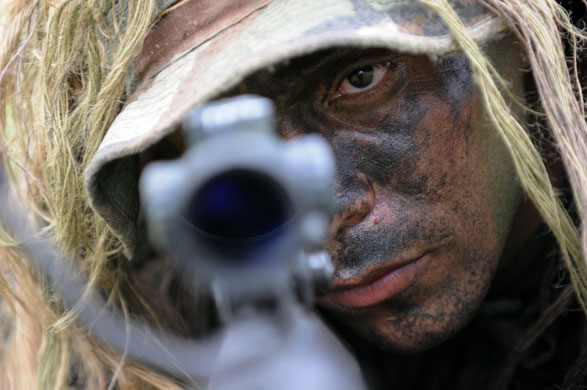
[330,171,375,237]
[277,112,375,238]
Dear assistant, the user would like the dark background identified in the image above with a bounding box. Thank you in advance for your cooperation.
[558,0,586,85]
[558,0,586,26]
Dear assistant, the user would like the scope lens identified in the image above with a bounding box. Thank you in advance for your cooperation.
[186,169,293,242]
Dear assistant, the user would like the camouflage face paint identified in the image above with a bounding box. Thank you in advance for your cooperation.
[222,43,527,352]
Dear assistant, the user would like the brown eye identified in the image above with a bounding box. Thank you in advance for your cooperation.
[335,61,392,98]
[347,67,374,88]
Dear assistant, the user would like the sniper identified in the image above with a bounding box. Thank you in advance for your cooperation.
[0,0,586,389]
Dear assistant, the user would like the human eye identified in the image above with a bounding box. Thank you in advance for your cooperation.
[332,61,393,100]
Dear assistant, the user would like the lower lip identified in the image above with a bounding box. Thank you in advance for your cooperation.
[325,256,424,308]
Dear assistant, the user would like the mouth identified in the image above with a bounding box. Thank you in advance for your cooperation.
[322,253,429,309]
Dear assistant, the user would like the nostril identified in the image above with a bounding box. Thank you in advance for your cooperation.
[330,173,375,236]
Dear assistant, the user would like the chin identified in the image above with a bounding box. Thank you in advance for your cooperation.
[321,257,498,354]
[330,301,482,354]
[368,305,481,354]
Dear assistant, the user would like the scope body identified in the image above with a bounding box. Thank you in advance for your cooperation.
[140,95,336,304]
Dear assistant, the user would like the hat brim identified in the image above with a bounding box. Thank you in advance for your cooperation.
[85,0,505,253]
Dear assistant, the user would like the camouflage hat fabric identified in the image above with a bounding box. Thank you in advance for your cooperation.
[85,0,506,254]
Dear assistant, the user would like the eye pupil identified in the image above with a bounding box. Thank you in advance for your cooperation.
[348,66,374,88]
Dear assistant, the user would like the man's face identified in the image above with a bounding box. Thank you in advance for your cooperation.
[220,45,524,352]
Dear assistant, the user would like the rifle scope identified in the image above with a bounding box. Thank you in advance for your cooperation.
[140,95,336,304]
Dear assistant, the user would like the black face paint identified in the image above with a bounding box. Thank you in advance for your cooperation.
[221,47,523,353]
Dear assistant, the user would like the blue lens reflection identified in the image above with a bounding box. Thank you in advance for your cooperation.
[185,169,293,261]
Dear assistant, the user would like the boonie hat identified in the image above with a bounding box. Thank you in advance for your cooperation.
[85,0,505,254]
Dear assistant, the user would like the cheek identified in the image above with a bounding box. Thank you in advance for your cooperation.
[370,90,521,312]
[415,90,521,247]
[340,96,521,350]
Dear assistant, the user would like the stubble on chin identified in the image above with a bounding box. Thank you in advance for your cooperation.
[333,248,498,353]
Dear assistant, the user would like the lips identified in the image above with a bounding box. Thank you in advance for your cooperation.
[322,253,428,309]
